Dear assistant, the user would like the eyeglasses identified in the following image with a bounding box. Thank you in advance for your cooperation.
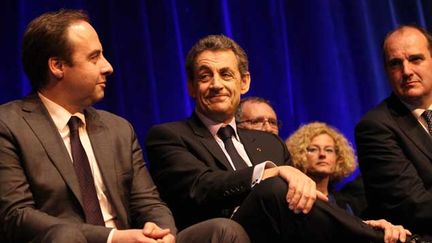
[238,117,282,129]
[306,146,337,156]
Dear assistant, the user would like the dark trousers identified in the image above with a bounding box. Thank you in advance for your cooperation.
[31,218,250,243]
[233,177,384,243]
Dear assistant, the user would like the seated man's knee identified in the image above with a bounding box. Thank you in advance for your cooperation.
[252,176,287,201]
[178,218,250,243]
[32,224,87,243]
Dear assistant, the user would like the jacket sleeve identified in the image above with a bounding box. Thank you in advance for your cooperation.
[0,118,111,243]
[355,117,432,233]
[145,124,255,209]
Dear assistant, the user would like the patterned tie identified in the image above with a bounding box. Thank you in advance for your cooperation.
[217,126,247,170]
[68,116,105,225]
[422,110,432,135]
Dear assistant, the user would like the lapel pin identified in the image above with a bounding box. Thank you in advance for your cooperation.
[256,147,262,152]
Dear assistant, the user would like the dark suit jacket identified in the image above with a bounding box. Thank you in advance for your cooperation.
[355,93,432,235]
[0,95,176,243]
[145,113,290,230]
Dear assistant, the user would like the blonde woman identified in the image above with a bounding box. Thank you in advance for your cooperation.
[287,122,411,243]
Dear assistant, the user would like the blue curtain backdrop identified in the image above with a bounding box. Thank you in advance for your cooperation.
[1,0,431,181]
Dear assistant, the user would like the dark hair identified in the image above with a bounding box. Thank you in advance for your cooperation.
[22,9,90,91]
[235,96,273,122]
[185,34,249,82]
[382,24,432,64]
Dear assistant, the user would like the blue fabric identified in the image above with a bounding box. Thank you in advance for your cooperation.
[1,0,431,184]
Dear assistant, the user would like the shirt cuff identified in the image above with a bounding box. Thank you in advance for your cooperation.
[251,161,277,187]
[107,229,116,243]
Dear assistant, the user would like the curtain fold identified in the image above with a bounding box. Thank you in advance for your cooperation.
[1,1,430,171]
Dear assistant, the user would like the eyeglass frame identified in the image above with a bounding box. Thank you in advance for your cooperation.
[305,145,338,156]
[238,117,283,129]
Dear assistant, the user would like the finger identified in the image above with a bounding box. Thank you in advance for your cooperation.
[143,222,156,235]
[316,190,328,202]
[286,176,298,204]
[299,180,316,214]
[147,228,171,239]
[288,178,304,211]
[398,228,407,243]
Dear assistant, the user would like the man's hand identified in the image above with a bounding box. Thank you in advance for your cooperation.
[263,165,328,214]
[143,222,175,243]
[363,219,412,243]
[111,223,175,243]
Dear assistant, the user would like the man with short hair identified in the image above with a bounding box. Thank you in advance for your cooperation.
[0,9,249,243]
[356,25,432,239]
[236,97,280,135]
[146,34,412,242]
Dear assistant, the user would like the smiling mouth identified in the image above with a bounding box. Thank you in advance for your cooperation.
[208,95,228,101]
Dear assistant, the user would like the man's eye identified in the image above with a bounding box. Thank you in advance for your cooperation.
[198,73,212,82]
[409,56,424,63]
[388,59,402,68]
[221,72,233,79]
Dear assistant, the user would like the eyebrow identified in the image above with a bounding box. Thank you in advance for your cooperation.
[88,49,101,59]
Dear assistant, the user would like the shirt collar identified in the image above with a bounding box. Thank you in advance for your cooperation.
[400,99,432,120]
[195,109,240,141]
[38,92,86,131]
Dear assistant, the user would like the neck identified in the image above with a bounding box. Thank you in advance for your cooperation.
[39,90,84,114]
[310,174,330,195]
[400,95,432,110]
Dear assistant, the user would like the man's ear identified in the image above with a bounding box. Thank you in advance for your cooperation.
[240,72,251,94]
[48,57,64,79]
[187,80,196,98]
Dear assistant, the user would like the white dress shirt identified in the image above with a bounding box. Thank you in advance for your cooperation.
[38,93,117,242]
[195,111,275,187]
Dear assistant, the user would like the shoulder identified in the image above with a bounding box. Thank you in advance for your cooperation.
[0,99,21,115]
[356,95,402,129]
[238,127,279,141]
[148,120,191,136]
[87,108,135,133]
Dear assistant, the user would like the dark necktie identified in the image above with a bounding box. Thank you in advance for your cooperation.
[422,110,432,135]
[217,126,247,170]
[68,116,105,225]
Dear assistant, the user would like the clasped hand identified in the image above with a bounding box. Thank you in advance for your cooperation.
[112,222,175,243]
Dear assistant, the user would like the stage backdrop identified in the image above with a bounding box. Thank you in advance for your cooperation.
[1,0,431,182]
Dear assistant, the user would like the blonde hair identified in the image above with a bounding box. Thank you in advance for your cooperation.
[286,122,356,182]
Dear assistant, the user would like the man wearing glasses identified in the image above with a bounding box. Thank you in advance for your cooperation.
[235,97,281,135]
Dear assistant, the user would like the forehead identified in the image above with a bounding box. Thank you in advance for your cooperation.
[242,102,276,118]
[195,50,239,70]
[67,21,101,53]
[384,27,429,58]
[311,133,335,145]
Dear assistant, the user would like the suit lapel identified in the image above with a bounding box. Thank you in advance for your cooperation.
[187,114,233,170]
[21,96,83,205]
[388,95,432,161]
[85,108,126,226]
[238,129,268,166]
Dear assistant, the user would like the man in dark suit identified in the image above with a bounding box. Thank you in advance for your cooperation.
[146,35,412,242]
[356,25,432,238]
[0,9,250,243]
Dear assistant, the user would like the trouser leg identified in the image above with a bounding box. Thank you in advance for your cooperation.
[31,224,87,243]
[233,177,383,243]
[177,218,250,243]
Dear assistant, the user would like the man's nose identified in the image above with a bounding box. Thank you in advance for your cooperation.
[402,61,414,77]
[210,74,223,88]
[101,55,114,75]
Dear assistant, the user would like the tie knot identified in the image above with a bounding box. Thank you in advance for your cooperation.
[422,110,432,123]
[68,116,81,132]
[217,126,235,141]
